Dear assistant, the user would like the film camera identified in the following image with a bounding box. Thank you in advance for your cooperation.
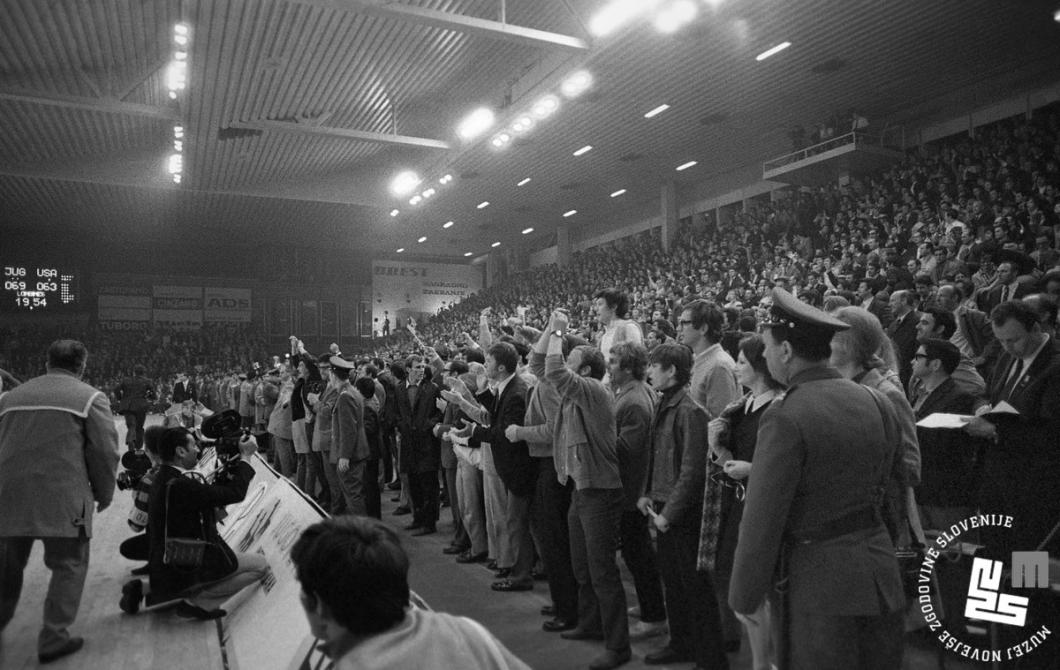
[116,449,153,491]
[200,409,251,463]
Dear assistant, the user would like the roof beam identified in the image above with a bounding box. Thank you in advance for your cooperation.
[0,88,180,121]
[229,119,451,150]
[286,0,590,51]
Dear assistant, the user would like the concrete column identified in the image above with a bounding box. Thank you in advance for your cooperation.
[557,226,571,267]
[661,181,678,253]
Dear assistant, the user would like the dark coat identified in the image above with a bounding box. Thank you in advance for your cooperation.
[172,380,196,404]
[954,306,1000,372]
[147,461,254,600]
[395,379,443,474]
[116,375,155,414]
[471,375,534,497]
[913,377,985,508]
[887,310,920,389]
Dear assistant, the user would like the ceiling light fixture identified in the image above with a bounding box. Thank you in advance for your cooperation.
[563,209,577,217]
[439,174,453,184]
[457,107,496,140]
[390,209,399,217]
[443,221,454,229]
[560,70,593,98]
[522,227,534,235]
[517,177,531,186]
[512,116,534,133]
[531,95,560,120]
[654,0,697,33]
[755,41,792,61]
[644,104,670,118]
[390,170,422,196]
[421,188,435,198]
[477,201,490,209]
[409,195,422,205]
[418,236,427,243]
[589,0,660,37]
[491,241,501,248]
[464,252,473,257]
[396,248,405,253]
[676,160,698,171]
[573,145,593,156]
[610,189,627,197]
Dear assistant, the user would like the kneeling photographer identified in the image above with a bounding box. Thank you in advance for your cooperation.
[121,420,268,619]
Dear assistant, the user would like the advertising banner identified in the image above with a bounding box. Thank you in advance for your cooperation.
[204,287,252,323]
[371,261,482,336]
[98,286,152,322]
[153,285,202,329]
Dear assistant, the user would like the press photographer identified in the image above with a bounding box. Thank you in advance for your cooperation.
[119,424,269,619]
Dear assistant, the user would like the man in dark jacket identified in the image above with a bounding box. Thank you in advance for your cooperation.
[115,364,155,450]
[395,355,443,535]
[127,427,268,619]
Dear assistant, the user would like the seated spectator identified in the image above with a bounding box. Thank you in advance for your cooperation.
[290,516,530,669]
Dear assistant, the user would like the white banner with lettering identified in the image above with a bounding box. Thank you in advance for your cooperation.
[98,285,152,322]
[371,261,482,336]
[152,285,203,328]
[204,287,252,323]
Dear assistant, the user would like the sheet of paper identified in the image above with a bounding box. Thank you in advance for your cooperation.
[916,413,974,429]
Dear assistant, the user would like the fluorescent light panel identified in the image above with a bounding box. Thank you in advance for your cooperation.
[573,145,593,156]
[491,241,501,248]
[443,221,454,229]
[676,161,697,171]
[563,210,577,217]
[610,189,627,197]
[644,104,670,118]
[418,236,427,243]
[477,201,490,209]
[522,227,534,235]
[396,248,405,253]
[756,41,792,61]
[464,252,473,257]
[457,107,495,140]
[517,177,531,186]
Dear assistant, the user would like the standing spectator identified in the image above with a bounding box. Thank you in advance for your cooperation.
[639,342,729,670]
[594,288,643,381]
[395,355,443,535]
[543,312,631,670]
[677,299,740,419]
[607,342,667,640]
[434,360,471,554]
[886,290,920,389]
[730,290,905,670]
[0,340,120,663]
[114,363,155,451]
[354,376,383,519]
[936,283,1000,375]
[171,372,196,404]
[267,372,296,478]
[328,357,371,517]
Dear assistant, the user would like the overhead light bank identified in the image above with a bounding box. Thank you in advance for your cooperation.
[756,41,792,61]
[590,0,706,36]
[166,23,190,184]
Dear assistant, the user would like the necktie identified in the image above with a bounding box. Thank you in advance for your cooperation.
[1001,358,1025,401]
[1001,285,1010,304]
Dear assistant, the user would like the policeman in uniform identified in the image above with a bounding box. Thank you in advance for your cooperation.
[729,288,906,670]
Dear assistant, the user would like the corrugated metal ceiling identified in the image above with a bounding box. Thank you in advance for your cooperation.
[1,0,1059,261]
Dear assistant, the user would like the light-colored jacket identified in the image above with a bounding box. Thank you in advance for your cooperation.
[0,369,119,538]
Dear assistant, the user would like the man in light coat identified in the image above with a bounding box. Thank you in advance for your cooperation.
[0,340,120,664]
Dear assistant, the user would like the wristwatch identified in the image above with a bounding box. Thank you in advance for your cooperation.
[550,329,564,338]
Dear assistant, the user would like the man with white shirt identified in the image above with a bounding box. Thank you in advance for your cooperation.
[595,288,643,372]
[676,299,739,419]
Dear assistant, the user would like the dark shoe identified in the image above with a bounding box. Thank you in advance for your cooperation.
[39,637,84,664]
[561,628,605,641]
[725,639,741,653]
[456,550,488,564]
[411,526,436,536]
[390,496,401,503]
[119,579,143,615]
[404,521,423,531]
[443,544,470,555]
[589,649,632,670]
[540,604,556,616]
[175,602,227,620]
[486,559,498,570]
[542,617,577,632]
[386,480,401,490]
[494,567,511,579]
[392,506,411,516]
[130,564,150,576]
[491,578,532,592]
[644,647,693,665]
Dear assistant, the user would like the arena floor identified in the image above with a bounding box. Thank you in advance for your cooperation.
[0,414,981,670]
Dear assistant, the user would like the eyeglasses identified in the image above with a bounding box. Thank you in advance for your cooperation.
[678,319,694,326]
[913,353,928,360]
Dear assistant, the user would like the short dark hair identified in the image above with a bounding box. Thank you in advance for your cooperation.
[363,364,379,378]
[923,307,956,339]
[990,300,1039,331]
[446,360,469,376]
[486,342,519,375]
[681,299,724,343]
[158,427,192,462]
[610,342,648,381]
[594,288,630,319]
[572,345,606,380]
[464,348,485,365]
[389,361,407,381]
[143,425,166,456]
[354,376,376,400]
[738,334,783,390]
[291,517,409,636]
[649,342,693,387]
[922,338,961,375]
[47,340,88,373]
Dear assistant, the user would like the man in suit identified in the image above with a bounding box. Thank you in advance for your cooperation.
[886,290,920,389]
[977,261,1026,314]
[966,300,1060,556]
[730,289,905,670]
[0,340,120,663]
[395,354,443,535]
[910,339,987,529]
[328,356,371,517]
[456,342,535,591]
[171,372,196,404]
[936,283,1000,375]
[115,364,155,451]
[857,279,892,329]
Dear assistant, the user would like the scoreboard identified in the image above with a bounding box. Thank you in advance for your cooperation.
[2,264,79,312]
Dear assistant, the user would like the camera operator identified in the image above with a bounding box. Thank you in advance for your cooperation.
[121,426,269,619]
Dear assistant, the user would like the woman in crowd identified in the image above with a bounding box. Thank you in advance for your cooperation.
[699,334,782,670]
